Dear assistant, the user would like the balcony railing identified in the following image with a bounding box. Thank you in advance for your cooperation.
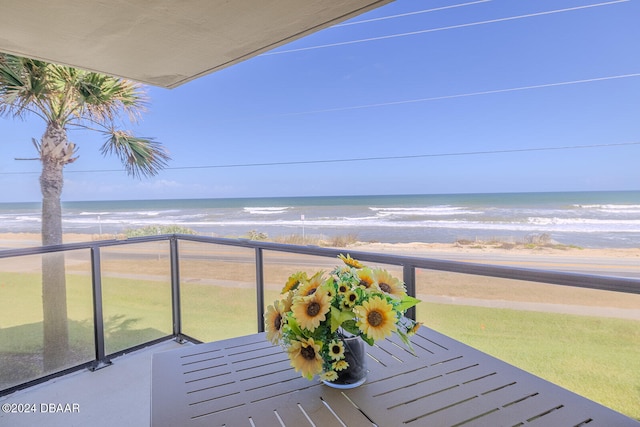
[0,234,638,417]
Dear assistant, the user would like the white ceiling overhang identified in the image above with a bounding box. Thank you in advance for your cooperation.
[0,0,393,88]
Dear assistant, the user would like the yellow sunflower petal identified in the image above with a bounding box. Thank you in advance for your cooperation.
[282,271,308,293]
[297,271,324,296]
[328,340,345,361]
[280,291,294,313]
[320,370,339,382]
[356,268,375,289]
[333,360,349,371]
[288,338,323,380]
[372,269,406,298]
[291,291,331,331]
[264,303,284,344]
[342,290,358,308]
[354,296,397,341]
[338,254,363,269]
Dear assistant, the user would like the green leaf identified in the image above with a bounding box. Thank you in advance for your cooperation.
[340,319,360,336]
[360,334,374,346]
[397,295,421,312]
[286,314,302,338]
[101,131,169,178]
[330,306,354,332]
[395,329,416,354]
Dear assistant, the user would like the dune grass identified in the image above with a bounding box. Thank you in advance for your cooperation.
[0,272,638,420]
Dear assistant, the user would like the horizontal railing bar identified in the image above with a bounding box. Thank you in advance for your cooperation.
[1,233,638,295]
[176,234,640,295]
[0,235,172,258]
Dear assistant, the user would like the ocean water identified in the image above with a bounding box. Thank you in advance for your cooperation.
[0,191,639,248]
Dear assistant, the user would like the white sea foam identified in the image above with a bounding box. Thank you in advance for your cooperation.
[16,216,41,223]
[79,211,112,216]
[244,207,290,215]
[575,204,640,211]
[370,205,480,216]
[163,214,640,235]
[129,211,164,217]
[528,217,640,226]
[2,192,639,247]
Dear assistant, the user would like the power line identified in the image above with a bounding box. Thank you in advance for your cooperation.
[2,142,637,175]
[129,142,640,169]
[334,1,492,27]
[264,0,629,56]
[158,142,640,169]
[271,73,640,117]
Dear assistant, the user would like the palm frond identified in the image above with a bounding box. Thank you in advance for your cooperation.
[100,130,170,178]
[70,72,148,124]
[2,54,169,179]
[0,54,51,118]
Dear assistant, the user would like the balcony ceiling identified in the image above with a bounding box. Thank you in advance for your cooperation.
[0,0,392,89]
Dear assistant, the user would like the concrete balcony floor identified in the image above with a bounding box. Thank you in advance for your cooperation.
[0,340,186,427]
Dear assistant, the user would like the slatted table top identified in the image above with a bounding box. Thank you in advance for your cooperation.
[151,327,638,426]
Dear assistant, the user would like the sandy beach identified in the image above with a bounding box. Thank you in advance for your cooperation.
[1,232,639,275]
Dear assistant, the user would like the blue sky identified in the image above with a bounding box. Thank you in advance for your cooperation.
[1,0,639,202]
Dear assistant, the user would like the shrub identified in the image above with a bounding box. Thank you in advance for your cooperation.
[122,225,197,237]
[245,230,268,241]
[326,233,358,247]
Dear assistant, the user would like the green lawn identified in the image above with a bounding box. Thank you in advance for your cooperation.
[1,272,638,420]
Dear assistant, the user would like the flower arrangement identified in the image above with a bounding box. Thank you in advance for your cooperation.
[264,254,421,382]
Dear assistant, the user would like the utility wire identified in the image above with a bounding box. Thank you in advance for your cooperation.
[2,142,638,175]
[334,1,492,27]
[153,142,640,170]
[264,0,629,55]
[272,73,640,117]
[5,72,638,175]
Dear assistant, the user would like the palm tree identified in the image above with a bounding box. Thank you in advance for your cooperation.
[0,54,170,370]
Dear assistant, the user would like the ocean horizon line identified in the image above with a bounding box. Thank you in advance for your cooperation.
[1,188,638,206]
[64,188,640,205]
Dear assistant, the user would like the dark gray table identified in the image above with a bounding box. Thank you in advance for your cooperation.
[151,327,638,426]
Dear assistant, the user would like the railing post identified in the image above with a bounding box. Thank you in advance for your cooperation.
[170,237,184,342]
[90,246,111,370]
[255,247,265,332]
[403,264,417,321]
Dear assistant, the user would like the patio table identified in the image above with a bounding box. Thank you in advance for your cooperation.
[151,326,638,426]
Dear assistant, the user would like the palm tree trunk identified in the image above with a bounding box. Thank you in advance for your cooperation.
[40,123,70,371]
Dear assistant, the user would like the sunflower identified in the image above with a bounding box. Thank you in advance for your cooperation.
[408,321,423,336]
[328,339,345,361]
[341,290,358,308]
[282,271,308,293]
[338,254,363,269]
[264,301,285,344]
[322,281,336,299]
[297,271,324,296]
[291,290,331,331]
[280,291,294,313]
[356,268,375,289]
[288,337,323,379]
[333,360,349,371]
[372,269,406,298]
[337,281,350,294]
[320,370,338,382]
[354,296,397,341]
